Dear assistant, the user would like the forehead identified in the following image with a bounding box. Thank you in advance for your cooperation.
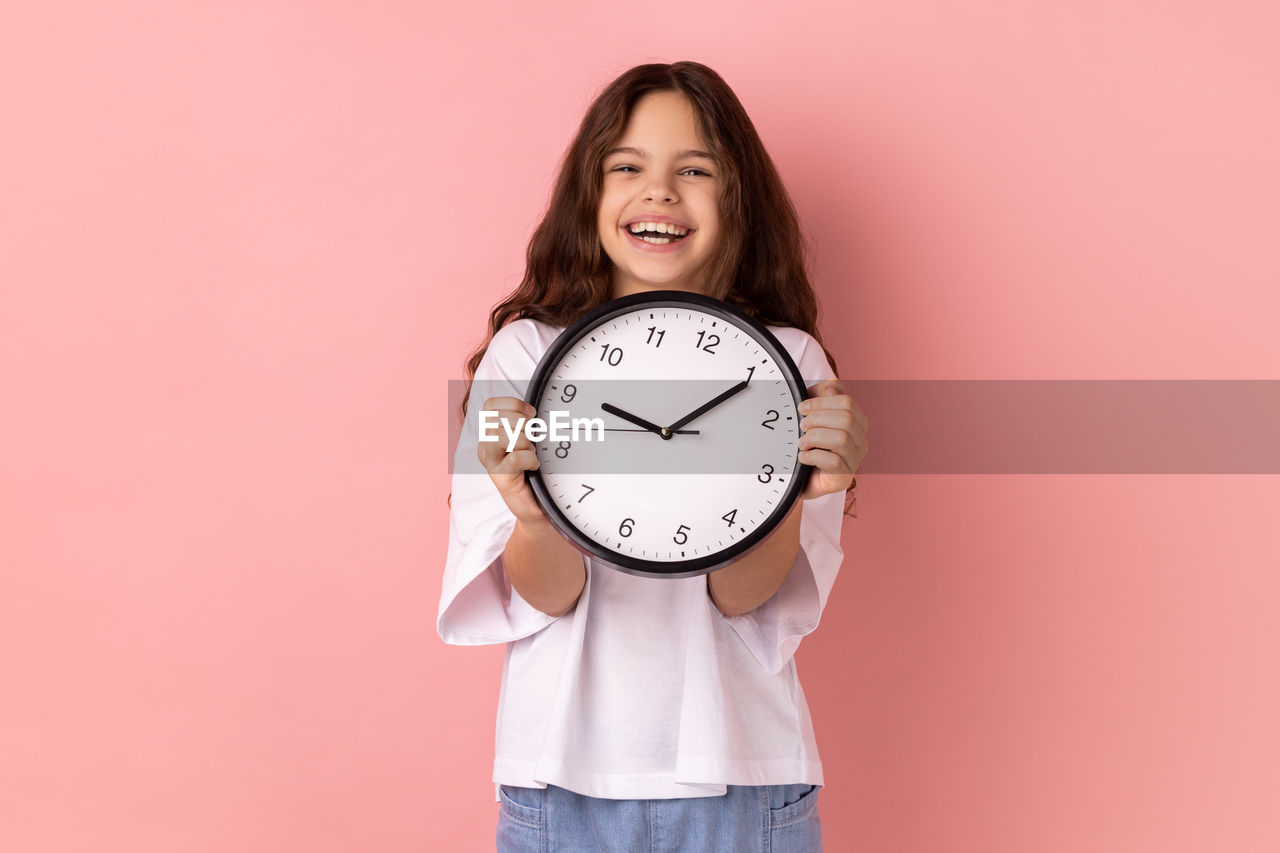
[611,91,709,152]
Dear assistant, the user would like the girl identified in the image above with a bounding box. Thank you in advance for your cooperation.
[439,62,868,852]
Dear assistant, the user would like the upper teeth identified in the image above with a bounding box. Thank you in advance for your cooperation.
[628,222,689,236]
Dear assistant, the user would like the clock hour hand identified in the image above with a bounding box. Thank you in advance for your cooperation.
[665,378,750,433]
[601,402,672,440]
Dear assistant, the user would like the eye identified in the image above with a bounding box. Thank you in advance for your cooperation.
[610,165,639,173]
[680,168,712,177]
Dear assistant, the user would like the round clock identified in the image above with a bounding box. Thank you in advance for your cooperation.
[524,290,813,579]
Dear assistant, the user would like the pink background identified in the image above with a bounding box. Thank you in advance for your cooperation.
[2,1,1277,851]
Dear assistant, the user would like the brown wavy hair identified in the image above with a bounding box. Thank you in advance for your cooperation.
[458,61,855,512]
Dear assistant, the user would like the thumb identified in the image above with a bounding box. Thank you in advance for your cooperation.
[806,378,844,398]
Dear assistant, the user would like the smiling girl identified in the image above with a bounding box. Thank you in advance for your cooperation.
[440,62,867,852]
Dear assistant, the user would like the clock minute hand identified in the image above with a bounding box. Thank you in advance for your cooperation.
[665,378,750,434]
[601,402,670,439]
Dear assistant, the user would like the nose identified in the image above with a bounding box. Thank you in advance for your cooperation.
[642,177,677,203]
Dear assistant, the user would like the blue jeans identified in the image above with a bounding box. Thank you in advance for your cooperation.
[496,782,822,852]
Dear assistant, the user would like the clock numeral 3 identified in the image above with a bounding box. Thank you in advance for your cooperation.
[758,464,774,483]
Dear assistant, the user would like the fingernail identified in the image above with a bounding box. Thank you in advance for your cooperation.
[799,401,810,414]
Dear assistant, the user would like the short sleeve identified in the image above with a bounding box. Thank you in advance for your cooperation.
[436,320,572,645]
[714,328,846,674]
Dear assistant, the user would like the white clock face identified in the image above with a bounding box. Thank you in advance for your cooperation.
[529,299,806,576]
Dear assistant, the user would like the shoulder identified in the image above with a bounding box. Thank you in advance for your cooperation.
[477,318,566,379]
[764,325,835,382]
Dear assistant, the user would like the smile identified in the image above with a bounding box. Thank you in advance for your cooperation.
[623,222,693,253]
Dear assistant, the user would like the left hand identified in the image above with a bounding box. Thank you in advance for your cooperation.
[798,379,868,500]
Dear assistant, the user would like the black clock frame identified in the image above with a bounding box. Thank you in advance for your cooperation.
[524,290,814,579]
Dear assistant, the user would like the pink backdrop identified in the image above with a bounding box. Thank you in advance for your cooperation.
[3,1,1278,851]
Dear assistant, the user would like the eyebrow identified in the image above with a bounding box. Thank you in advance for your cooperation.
[605,146,717,161]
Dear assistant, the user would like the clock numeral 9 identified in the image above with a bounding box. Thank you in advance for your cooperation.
[599,344,624,366]
[619,518,635,538]
[694,331,719,353]
[560,384,576,403]
[555,441,571,459]
[673,524,690,545]
[761,409,779,430]
[758,464,774,483]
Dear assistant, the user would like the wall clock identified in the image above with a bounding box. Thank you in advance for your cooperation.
[525,290,813,579]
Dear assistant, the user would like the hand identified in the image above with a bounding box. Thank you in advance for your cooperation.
[600,402,669,438]
[797,379,868,500]
[475,397,547,525]
[665,378,750,433]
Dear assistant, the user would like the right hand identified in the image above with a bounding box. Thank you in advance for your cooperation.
[476,396,548,525]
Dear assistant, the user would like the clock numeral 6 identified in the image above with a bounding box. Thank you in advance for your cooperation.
[619,518,635,538]
[560,384,576,403]
[555,441,571,459]
[673,524,690,545]
[761,409,779,430]
[758,464,774,483]
[599,344,624,366]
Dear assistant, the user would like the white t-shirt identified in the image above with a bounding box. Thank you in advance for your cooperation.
[437,317,846,803]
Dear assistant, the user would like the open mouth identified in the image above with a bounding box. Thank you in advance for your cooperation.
[626,222,691,245]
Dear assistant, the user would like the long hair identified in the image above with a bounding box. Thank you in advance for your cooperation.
[457,61,855,512]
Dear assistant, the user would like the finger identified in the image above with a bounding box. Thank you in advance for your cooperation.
[476,408,537,470]
[800,394,867,433]
[798,446,848,472]
[495,448,540,475]
[797,426,859,461]
[799,409,858,434]
[481,397,537,417]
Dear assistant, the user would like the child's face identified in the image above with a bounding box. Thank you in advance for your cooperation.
[598,91,724,298]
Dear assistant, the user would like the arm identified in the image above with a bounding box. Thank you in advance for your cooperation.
[708,501,802,617]
[503,516,586,618]
[709,377,867,619]
[478,395,586,619]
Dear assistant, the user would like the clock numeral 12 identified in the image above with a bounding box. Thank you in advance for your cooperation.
[694,331,719,353]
